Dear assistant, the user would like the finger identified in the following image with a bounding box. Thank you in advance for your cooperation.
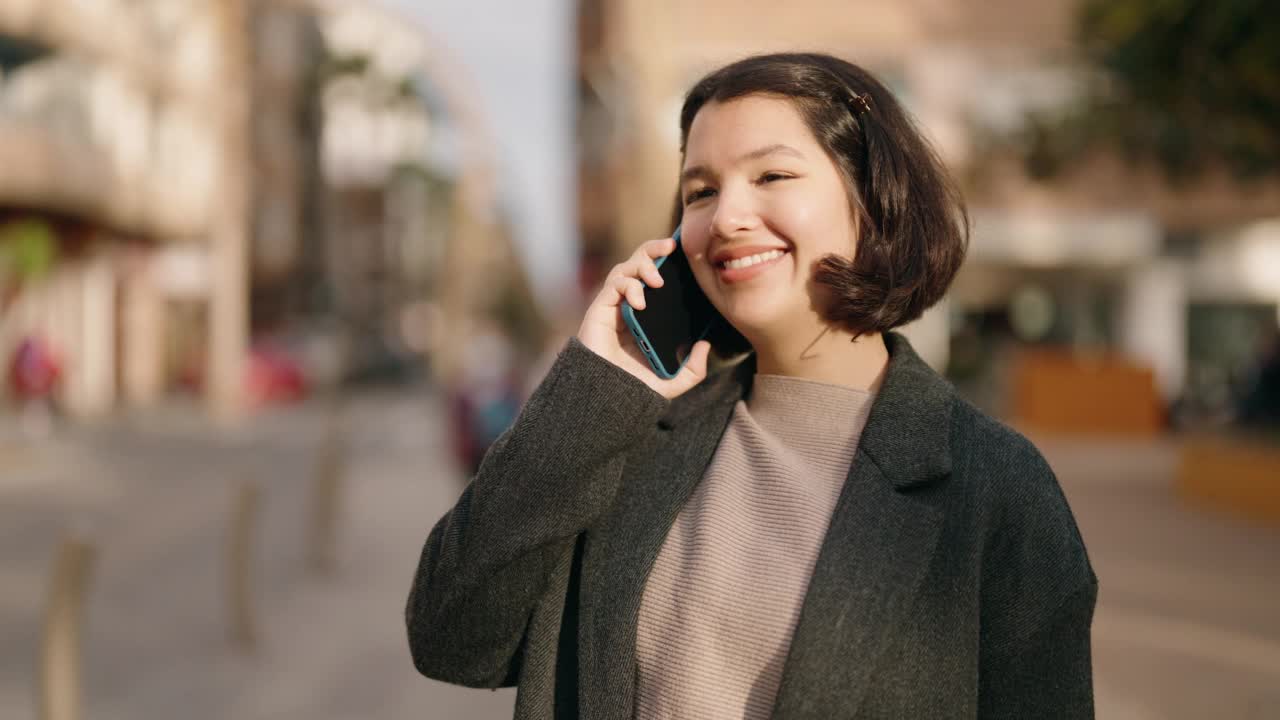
[637,237,677,261]
[635,255,664,288]
[612,247,668,289]
[613,275,646,310]
[594,273,634,309]
[594,279,625,308]
[669,340,711,392]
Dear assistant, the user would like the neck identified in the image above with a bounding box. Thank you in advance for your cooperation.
[751,326,890,392]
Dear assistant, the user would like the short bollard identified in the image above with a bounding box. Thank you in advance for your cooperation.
[308,407,346,576]
[37,534,95,720]
[227,478,261,652]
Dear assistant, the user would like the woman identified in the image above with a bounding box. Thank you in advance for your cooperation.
[407,53,1097,719]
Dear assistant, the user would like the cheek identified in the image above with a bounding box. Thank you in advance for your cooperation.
[680,220,712,264]
[769,182,824,222]
[679,223,718,291]
[765,187,855,255]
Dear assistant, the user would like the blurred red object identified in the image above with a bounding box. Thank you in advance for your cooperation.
[7,336,61,400]
[177,341,309,408]
[447,380,521,476]
[245,344,308,408]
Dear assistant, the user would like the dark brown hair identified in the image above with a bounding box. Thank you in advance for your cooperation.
[673,52,969,353]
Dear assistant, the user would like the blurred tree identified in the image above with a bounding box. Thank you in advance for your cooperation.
[0,218,57,311]
[1024,0,1279,182]
[0,219,57,279]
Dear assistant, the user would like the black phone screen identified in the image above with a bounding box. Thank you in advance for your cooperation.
[631,245,719,372]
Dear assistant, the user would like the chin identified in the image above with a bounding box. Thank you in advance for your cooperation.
[722,276,791,311]
[719,304,789,343]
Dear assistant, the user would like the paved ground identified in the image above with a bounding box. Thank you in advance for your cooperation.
[1,389,1278,719]
[1036,436,1280,719]
[0,390,515,720]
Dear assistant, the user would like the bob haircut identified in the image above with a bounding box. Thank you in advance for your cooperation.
[672,52,969,355]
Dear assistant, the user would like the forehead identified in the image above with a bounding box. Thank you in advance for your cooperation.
[684,94,819,162]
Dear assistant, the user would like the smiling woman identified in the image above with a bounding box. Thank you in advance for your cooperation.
[407,52,1096,720]
[674,55,969,364]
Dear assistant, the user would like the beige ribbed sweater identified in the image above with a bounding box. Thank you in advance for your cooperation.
[633,373,876,719]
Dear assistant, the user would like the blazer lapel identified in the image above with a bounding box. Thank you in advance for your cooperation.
[769,452,945,717]
[577,357,750,720]
[771,332,954,718]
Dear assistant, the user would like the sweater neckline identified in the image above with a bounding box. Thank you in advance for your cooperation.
[745,374,876,447]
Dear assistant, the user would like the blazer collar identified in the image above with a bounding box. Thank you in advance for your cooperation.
[658,331,954,489]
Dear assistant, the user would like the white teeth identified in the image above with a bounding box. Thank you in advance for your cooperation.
[723,249,785,270]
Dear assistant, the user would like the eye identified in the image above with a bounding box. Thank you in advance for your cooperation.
[684,187,716,205]
[757,171,792,184]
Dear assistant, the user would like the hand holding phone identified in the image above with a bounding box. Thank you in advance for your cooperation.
[619,226,722,380]
[576,233,713,399]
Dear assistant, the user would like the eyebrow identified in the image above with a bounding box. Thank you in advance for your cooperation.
[680,143,807,183]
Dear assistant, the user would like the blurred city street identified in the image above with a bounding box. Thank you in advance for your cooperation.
[0,386,514,720]
[0,385,1277,719]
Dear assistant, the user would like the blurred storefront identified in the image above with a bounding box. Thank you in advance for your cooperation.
[0,0,244,421]
[574,0,1280,433]
[0,0,548,426]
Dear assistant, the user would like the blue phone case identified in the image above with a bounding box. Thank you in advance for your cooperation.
[620,227,712,380]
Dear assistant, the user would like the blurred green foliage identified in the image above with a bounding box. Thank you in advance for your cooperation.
[1024,0,1279,181]
[0,218,57,282]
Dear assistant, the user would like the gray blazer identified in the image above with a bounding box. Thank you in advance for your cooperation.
[407,332,1097,719]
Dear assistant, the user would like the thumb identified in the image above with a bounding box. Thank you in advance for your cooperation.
[670,340,712,394]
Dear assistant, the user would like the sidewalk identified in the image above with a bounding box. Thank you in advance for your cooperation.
[1036,435,1280,719]
[0,389,514,720]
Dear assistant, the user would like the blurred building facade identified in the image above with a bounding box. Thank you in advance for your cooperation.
[315,3,550,387]
[0,0,549,423]
[575,0,1280,429]
[0,0,255,421]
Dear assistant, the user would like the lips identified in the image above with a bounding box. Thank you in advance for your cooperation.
[713,247,790,284]
[710,244,791,268]
[720,248,786,270]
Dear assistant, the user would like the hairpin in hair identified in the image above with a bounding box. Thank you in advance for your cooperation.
[848,92,872,115]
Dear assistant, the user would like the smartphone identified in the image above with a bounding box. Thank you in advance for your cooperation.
[621,226,720,379]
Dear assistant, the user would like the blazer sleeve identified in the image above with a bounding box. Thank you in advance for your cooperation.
[977,435,1098,719]
[977,576,1098,719]
[406,337,668,688]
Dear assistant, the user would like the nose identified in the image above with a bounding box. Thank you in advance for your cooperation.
[709,182,760,240]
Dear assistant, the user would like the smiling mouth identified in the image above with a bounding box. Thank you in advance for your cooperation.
[716,249,789,270]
